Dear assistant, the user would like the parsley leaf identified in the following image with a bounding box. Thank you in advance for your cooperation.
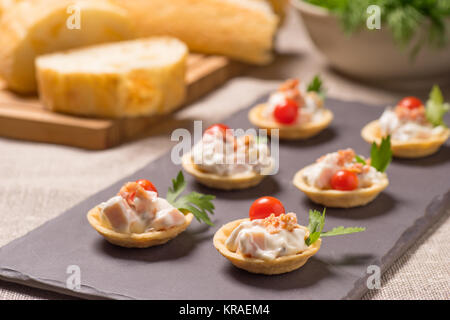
[305,209,325,246]
[321,226,366,237]
[166,171,215,226]
[355,155,367,165]
[306,75,325,97]
[305,208,365,246]
[426,85,450,127]
[370,135,392,173]
[305,209,366,246]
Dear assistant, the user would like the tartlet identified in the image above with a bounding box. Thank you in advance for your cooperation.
[248,77,333,140]
[87,172,215,248]
[214,197,364,275]
[361,120,449,158]
[361,87,450,158]
[182,153,273,190]
[293,147,391,208]
[248,104,333,140]
[214,218,321,275]
[293,165,389,208]
[88,207,193,248]
[182,123,274,190]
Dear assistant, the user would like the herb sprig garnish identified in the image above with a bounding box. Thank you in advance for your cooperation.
[354,154,367,165]
[426,85,449,127]
[167,171,215,226]
[354,136,392,173]
[305,208,365,246]
[370,135,392,173]
[307,75,325,98]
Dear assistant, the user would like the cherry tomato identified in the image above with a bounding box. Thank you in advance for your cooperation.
[204,123,231,138]
[249,196,285,220]
[136,179,158,195]
[273,99,299,124]
[398,96,423,110]
[330,170,359,191]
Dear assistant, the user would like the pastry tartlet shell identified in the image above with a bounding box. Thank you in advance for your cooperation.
[293,165,389,208]
[248,104,333,140]
[361,120,450,158]
[213,218,321,275]
[181,153,271,190]
[87,206,193,248]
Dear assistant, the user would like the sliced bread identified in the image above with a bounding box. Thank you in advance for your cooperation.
[36,37,188,118]
[0,0,135,93]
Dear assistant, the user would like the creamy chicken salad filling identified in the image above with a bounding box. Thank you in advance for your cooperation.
[262,79,326,125]
[302,149,384,190]
[225,213,308,260]
[191,130,273,176]
[99,182,185,234]
[379,104,445,141]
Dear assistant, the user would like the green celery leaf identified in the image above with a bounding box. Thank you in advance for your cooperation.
[370,135,392,173]
[305,209,326,246]
[306,75,325,97]
[355,155,367,165]
[321,226,366,237]
[305,208,365,245]
[426,85,450,127]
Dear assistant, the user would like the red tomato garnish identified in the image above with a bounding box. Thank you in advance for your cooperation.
[249,196,285,220]
[330,170,359,191]
[273,99,299,125]
[204,123,231,138]
[136,179,158,195]
[398,96,423,110]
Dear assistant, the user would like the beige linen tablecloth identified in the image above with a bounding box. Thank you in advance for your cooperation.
[0,9,449,300]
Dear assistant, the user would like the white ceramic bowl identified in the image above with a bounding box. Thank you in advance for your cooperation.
[291,0,450,81]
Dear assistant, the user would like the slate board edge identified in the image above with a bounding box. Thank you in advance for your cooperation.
[1,192,448,301]
[344,191,450,300]
[0,96,448,300]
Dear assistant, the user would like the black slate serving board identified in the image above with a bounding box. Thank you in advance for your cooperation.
[0,97,449,300]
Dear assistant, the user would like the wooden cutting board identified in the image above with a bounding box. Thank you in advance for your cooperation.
[0,54,242,150]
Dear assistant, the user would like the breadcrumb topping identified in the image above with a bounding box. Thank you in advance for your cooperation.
[258,213,299,234]
[395,104,426,123]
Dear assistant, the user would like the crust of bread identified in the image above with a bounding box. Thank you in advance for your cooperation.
[112,0,278,65]
[0,0,135,93]
[87,206,193,248]
[257,0,289,21]
[361,120,450,158]
[36,37,188,118]
[181,153,270,190]
[213,218,321,275]
[293,165,389,208]
[248,104,333,140]
[269,0,289,20]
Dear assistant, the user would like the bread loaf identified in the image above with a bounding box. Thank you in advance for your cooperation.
[0,0,19,17]
[0,0,135,93]
[36,37,188,118]
[111,0,279,65]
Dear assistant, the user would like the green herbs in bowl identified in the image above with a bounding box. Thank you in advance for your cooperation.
[292,0,450,80]
[304,0,449,56]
